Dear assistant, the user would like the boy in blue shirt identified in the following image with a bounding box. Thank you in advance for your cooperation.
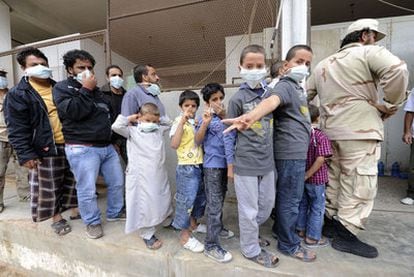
[195,83,234,263]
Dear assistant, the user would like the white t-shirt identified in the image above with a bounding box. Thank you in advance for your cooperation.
[403,88,414,137]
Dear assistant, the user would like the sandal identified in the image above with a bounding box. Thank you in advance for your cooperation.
[304,237,329,249]
[244,249,279,268]
[258,236,270,247]
[51,219,72,236]
[143,235,163,250]
[289,246,316,262]
[69,214,82,220]
[296,230,305,241]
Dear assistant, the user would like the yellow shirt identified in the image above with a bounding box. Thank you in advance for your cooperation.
[29,80,65,144]
[169,116,203,165]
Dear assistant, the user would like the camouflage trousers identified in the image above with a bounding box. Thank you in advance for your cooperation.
[325,140,379,235]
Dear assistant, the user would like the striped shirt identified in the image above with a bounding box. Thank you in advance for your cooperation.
[306,127,332,184]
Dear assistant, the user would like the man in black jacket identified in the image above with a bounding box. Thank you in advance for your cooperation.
[5,47,78,235]
[100,65,127,164]
[53,50,124,239]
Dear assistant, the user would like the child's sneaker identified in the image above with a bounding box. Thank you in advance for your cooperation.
[107,210,126,222]
[204,245,233,263]
[193,223,207,233]
[219,228,234,239]
[183,236,204,253]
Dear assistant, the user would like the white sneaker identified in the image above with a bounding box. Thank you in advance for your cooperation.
[400,197,414,205]
[183,237,205,253]
[193,223,207,233]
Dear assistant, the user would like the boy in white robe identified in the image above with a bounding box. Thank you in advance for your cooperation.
[112,102,172,250]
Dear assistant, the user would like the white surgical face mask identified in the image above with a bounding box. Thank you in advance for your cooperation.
[75,70,91,83]
[0,76,8,89]
[25,65,52,79]
[138,122,160,133]
[146,83,161,96]
[239,67,267,89]
[109,76,124,89]
[286,65,309,83]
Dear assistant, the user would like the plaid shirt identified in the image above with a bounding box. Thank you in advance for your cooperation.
[306,127,332,185]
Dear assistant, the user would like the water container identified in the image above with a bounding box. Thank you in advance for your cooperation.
[377,161,385,177]
[391,162,400,177]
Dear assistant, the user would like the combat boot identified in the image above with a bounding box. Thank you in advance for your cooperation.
[331,219,378,258]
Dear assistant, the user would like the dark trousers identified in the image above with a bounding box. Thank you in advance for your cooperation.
[204,168,228,250]
[275,159,306,254]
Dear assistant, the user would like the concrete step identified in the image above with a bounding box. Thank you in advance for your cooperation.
[1,176,414,276]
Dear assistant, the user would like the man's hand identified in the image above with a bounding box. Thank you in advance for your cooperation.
[369,101,398,120]
[222,114,254,133]
[403,132,413,144]
[23,159,41,170]
[81,72,97,90]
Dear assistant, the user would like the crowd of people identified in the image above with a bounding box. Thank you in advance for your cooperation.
[0,18,410,268]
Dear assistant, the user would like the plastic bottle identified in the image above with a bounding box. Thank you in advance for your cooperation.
[391,162,400,177]
[377,161,385,177]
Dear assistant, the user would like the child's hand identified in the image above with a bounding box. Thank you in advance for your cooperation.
[211,102,226,119]
[202,108,212,125]
[227,164,234,183]
[180,110,194,124]
[127,114,140,124]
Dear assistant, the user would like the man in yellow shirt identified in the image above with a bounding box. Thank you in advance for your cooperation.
[5,47,78,235]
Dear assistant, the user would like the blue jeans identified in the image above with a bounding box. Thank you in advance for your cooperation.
[172,165,206,230]
[65,144,124,225]
[296,183,326,241]
[275,159,306,255]
[204,168,227,250]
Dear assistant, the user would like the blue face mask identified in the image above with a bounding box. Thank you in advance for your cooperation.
[0,76,8,89]
[138,122,160,133]
[146,84,161,96]
[110,76,124,89]
[25,65,52,79]
[75,70,91,83]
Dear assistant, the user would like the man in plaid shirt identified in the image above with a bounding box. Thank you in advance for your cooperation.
[296,104,332,248]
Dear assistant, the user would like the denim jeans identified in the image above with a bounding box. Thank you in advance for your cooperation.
[204,168,227,250]
[296,183,326,241]
[65,144,124,225]
[275,159,306,255]
[172,165,206,230]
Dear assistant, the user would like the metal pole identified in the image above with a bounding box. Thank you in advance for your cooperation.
[105,0,112,67]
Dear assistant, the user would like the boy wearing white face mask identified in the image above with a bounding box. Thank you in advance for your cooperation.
[223,44,316,262]
[226,44,279,268]
[101,65,127,164]
[112,103,172,250]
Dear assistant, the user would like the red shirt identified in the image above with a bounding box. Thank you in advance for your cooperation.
[306,127,332,184]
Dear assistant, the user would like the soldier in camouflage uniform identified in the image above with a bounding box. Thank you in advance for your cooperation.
[307,18,409,258]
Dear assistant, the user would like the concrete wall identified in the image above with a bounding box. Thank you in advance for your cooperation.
[311,15,414,171]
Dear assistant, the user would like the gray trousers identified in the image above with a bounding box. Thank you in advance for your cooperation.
[234,171,275,257]
[0,142,30,205]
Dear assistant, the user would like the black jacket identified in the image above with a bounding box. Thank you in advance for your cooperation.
[5,77,57,165]
[53,77,112,145]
